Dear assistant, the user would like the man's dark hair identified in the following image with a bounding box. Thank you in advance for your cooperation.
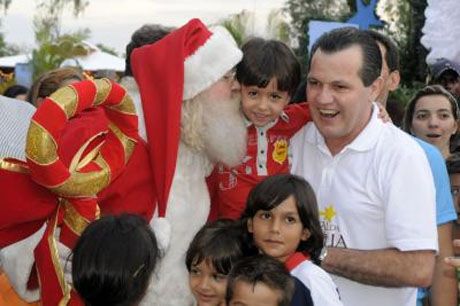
[309,27,382,87]
[124,24,174,76]
[3,84,28,99]
[72,214,160,306]
[366,30,400,72]
[236,37,301,97]
[226,255,295,306]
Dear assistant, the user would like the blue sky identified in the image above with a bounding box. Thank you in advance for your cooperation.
[2,0,286,54]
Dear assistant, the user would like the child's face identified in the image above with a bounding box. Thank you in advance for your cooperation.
[241,78,290,127]
[450,173,460,223]
[189,259,228,306]
[248,195,310,262]
[228,280,282,306]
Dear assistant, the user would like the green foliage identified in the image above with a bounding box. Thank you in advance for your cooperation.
[284,0,351,71]
[31,0,91,79]
[219,10,253,47]
[0,32,20,56]
[266,9,291,44]
[96,43,118,57]
[0,0,11,13]
[389,82,424,108]
[378,0,428,86]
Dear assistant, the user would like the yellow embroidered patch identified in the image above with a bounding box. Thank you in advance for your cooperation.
[272,139,288,164]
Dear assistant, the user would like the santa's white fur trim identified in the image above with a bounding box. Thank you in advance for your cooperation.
[150,217,171,253]
[183,26,243,100]
[0,225,46,302]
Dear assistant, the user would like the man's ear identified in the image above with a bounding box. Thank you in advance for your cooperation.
[370,76,384,102]
[388,70,401,91]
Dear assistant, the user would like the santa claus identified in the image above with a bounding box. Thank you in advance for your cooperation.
[0,18,245,306]
[131,19,246,305]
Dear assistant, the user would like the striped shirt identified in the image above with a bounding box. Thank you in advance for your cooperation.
[0,96,35,160]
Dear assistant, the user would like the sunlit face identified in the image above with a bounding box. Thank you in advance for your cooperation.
[306,46,380,154]
[248,195,309,263]
[189,259,228,306]
[450,173,460,225]
[241,78,290,127]
[410,95,458,152]
[228,280,281,306]
[203,69,241,103]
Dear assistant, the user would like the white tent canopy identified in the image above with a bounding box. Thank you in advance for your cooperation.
[0,54,30,68]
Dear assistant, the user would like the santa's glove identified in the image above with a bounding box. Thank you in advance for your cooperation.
[0,225,45,302]
[150,217,171,253]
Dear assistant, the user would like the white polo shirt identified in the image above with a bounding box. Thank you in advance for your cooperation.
[290,105,438,306]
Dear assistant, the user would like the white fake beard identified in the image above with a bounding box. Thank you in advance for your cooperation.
[201,93,247,167]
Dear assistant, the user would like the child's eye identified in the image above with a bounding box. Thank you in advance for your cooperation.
[259,211,271,220]
[285,216,297,224]
[247,90,258,97]
[190,267,200,276]
[269,94,282,101]
[213,274,227,281]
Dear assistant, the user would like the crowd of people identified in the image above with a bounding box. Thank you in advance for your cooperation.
[0,16,460,306]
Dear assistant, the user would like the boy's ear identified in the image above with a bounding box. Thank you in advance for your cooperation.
[247,219,253,233]
[300,228,311,241]
[388,70,401,92]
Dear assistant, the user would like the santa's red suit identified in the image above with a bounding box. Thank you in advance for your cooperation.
[131,19,244,305]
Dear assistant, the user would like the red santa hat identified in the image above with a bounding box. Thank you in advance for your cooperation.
[131,19,242,225]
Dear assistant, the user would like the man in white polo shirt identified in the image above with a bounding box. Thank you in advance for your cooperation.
[290,27,438,306]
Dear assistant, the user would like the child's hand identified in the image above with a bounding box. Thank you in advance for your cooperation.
[376,102,392,123]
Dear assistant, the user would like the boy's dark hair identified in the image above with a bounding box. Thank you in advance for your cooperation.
[186,219,253,275]
[365,30,400,72]
[226,255,295,306]
[125,24,173,76]
[72,214,160,306]
[236,37,301,97]
[402,84,459,133]
[446,153,460,174]
[309,27,382,87]
[241,174,324,264]
[3,84,28,99]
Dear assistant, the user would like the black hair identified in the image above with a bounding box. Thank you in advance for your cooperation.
[125,24,174,76]
[72,214,160,306]
[402,84,460,133]
[365,30,400,72]
[236,37,301,97]
[225,255,295,306]
[309,27,382,87]
[186,219,253,276]
[3,84,28,99]
[447,153,460,174]
[240,174,324,264]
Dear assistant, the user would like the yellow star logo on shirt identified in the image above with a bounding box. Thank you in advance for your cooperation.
[320,205,336,222]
